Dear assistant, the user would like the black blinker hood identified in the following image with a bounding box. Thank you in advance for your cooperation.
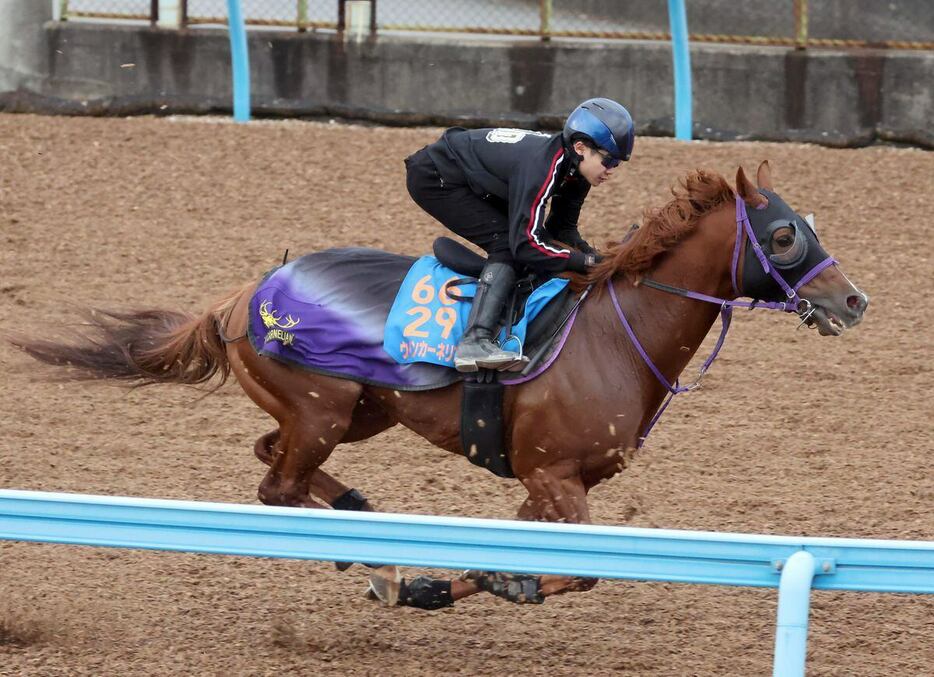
[741,189,831,302]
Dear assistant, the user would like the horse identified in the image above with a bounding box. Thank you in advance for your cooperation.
[11,161,868,609]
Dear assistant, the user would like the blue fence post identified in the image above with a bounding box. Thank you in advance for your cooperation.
[226,0,250,122]
[666,0,692,141]
[773,550,817,677]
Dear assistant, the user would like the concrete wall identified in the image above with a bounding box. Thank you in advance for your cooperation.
[0,17,931,148]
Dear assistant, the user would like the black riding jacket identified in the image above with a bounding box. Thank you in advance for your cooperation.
[426,128,593,274]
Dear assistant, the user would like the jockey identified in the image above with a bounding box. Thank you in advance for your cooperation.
[405,97,635,372]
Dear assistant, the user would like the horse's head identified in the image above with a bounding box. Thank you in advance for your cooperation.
[735,161,869,335]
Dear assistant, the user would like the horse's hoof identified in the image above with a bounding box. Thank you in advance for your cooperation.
[367,565,402,606]
[567,576,599,592]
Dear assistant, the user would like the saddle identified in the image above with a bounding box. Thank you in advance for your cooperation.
[432,237,578,479]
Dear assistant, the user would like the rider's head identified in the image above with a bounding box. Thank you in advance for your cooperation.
[563,98,634,187]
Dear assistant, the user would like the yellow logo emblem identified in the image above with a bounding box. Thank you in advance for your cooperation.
[260,300,299,346]
[260,300,300,330]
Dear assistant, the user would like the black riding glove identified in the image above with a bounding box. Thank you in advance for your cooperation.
[566,251,603,273]
[577,239,597,256]
[555,228,596,256]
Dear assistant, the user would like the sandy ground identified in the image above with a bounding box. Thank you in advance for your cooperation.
[0,113,932,676]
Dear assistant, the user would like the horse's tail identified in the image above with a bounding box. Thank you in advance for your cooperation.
[10,283,254,388]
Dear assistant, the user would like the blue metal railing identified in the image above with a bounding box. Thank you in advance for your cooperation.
[226,0,250,121]
[667,0,693,141]
[1,489,932,676]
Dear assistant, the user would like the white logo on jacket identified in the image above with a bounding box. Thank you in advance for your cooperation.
[485,128,551,144]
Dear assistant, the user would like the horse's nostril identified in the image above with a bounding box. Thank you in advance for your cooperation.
[847,294,867,313]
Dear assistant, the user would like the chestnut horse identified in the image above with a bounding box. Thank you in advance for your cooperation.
[13,162,868,609]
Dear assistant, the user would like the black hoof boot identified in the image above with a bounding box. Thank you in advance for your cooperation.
[331,488,372,572]
[461,570,544,604]
[398,576,455,610]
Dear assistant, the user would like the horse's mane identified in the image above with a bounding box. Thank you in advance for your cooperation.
[579,169,735,288]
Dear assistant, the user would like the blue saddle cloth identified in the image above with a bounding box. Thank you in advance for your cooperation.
[383,255,568,367]
[247,248,567,391]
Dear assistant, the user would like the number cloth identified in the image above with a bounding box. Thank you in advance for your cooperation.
[383,255,568,367]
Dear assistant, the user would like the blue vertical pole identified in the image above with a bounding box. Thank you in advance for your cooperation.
[666,0,691,140]
[773,550,817,677]
[227,0,250,122]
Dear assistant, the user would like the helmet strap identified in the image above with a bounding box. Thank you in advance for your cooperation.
[564,141,584,174]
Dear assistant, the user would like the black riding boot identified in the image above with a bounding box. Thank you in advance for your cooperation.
[454,262,523,372]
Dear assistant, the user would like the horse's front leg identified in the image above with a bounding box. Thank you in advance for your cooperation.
[517,460,591,524]
[462,460,597,603]
[379,461,596,609]
[522,461,598,594]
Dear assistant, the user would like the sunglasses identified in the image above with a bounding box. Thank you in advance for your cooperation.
[593,148,621,169]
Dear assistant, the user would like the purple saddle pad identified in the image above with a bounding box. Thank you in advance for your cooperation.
[247,248,460,391]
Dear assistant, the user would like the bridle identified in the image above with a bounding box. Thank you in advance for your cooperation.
[607,195,837,447]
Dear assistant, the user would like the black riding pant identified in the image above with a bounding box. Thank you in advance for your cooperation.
[405,147,515,266]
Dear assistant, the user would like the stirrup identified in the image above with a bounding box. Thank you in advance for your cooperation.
[495,355,530,372]
[455,351,523,372]
[454,337,520,372]
[491,334,527,371]
[473,352,523,370]
[454,358,481,373]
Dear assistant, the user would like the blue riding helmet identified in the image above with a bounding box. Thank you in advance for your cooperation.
[562,98,635,163]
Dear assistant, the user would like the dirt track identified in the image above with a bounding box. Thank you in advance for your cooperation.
[0,113,932,676]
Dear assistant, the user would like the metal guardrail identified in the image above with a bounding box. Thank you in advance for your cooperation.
[3,490,932,592]
[2,489,933,677]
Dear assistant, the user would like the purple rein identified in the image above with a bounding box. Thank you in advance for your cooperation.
[609,196,837,447]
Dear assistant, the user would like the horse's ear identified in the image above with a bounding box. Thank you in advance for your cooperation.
[736,166,768,209]
[756,160,774,191]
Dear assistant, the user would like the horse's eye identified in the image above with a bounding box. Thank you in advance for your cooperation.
[772,226,796,253]
[767,220,807,268]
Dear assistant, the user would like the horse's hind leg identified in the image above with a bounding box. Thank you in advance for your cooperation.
[253,410,390,572]
[253,392,396,509]
[254,430,280,465]
[255,430,367,505]
[257,385,363,509]
[228,327,367,509]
